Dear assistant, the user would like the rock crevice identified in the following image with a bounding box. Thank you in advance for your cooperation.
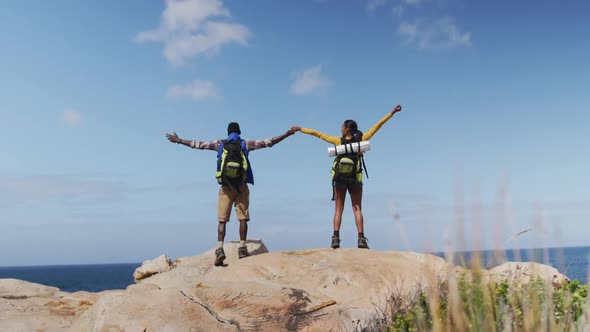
[179,289,242,332]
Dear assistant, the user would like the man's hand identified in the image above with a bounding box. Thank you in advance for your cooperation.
[166,132,181,143]
[391,104,402,115]
[291,126,302,132]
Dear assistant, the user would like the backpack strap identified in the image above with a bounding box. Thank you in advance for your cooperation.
[217,139,230,159]
[361,155,369,179]
[240,139,248,156]
[216,140,226,172]
[331,181,335,201]
[354,140,368,179]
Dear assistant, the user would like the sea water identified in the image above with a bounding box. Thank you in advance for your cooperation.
[0,247,588,292]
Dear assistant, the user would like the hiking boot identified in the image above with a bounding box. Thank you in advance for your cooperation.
[358,236,369,249]
[214,248,226,266]
[238,246,249,259]
[331,235,340,249]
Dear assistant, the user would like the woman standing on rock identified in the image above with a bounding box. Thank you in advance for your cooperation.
[291,105,402,249]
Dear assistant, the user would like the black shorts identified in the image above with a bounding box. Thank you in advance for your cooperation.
[333,181,363,190]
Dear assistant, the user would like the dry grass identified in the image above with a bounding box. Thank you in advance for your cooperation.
[363,268,588,331]
[372,178,590,331]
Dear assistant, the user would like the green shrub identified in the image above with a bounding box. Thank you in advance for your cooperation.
[383,276,588,332]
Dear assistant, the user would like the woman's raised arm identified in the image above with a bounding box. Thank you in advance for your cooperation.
[291,126,340,145]
[362,104,402,141]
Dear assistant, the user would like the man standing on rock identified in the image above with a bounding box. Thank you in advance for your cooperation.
[166,123,294,266]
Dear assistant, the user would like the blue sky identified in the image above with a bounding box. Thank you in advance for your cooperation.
[1,0,589,266]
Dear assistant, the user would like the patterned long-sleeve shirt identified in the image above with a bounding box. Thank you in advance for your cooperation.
[188,137,275,151]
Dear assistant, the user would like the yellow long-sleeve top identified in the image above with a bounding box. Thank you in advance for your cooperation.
[300,112,394,145]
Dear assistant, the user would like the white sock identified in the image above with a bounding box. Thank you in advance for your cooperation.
[239,240,246,248]
[217,241,224,249]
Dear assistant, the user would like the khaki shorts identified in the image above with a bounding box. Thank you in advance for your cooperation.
[218,184,250,222]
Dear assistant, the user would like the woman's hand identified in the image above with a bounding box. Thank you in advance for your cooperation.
[391,105,402,115]
[291,126,302,132]
[166,132,181,143]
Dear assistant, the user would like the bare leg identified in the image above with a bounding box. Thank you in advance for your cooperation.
[215,222,227,266]
[239,219,248,241]
[333,185,347,232]
[349,184,364,233]
[217,222,226,241]
[217,222,227,241]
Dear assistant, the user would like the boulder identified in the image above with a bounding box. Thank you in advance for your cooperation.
[185,248,451,331]
[0,278,60,299]
[132,254,171,281]
[487,261,570,287]
[140,240,269,290]
[0,280,106,332]
[85,247,452,331]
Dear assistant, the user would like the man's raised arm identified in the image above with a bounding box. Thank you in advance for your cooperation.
[246,129,295,151]
[165,132,221,151]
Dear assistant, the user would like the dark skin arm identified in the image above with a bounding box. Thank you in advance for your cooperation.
[391,104,402,115]
[165,132,188,146]
[269,129,296,146]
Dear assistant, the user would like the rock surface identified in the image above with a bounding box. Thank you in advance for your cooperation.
[0,240,571,332]
[0,279,107,332]
[132,254,172,281]
[0,279,60,299]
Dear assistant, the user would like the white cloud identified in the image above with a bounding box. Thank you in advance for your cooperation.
[289,65,331,96]
[398,17,471,50]
[404,0,424,5]
[366,0,390,11]
[167,80,220,101]
[392,4,405,17]
[0,175,129,207]
[63,109,83,127]
[136,0,251,65]
[364,0,471,50]
[367,0,423,12]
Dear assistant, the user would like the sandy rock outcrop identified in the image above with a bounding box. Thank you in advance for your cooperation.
[0,278,60,299]
[488,261,570,287]
[140,240,270,290]
[0,240,571,332]
[71,288,238,332]
[184,248,450,331]
[0,280,107,332]
[75,246,454,331]
[132,254,172,281]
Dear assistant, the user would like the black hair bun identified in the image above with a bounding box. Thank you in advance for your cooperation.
[352,130,363,142]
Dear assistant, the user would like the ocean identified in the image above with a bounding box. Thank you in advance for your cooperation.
[439,246,589,283]
[0,263,139,292]
[0,247,588,292]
